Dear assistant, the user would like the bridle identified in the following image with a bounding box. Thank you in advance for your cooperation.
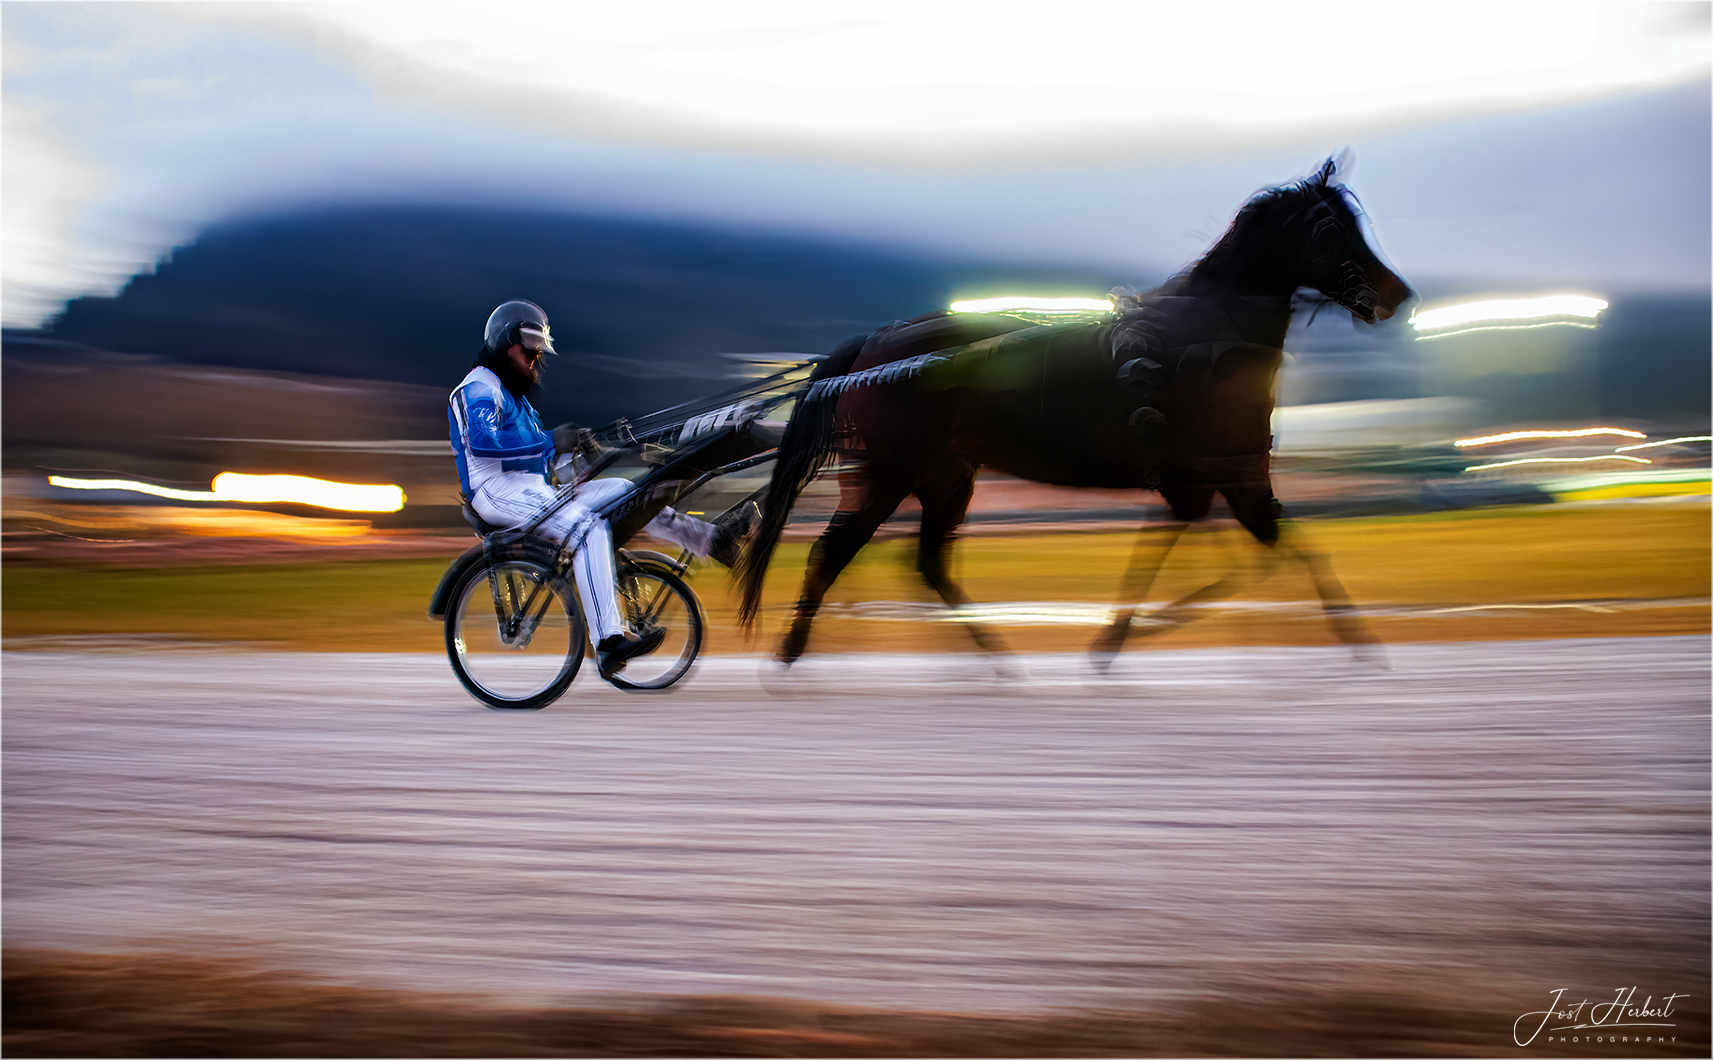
[1297,184,1381,324]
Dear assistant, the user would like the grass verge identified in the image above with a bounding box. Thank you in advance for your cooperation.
[3,502,1706,653]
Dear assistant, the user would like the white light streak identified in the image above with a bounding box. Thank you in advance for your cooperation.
[211,474,405,512]
[47,474,406,512]
[1426,603,1618,614]
[1463,455,1652,472]
[1454,427,1646,447]
[949,296,1115,314]
[47,476,220,502]
[1412,320,1601,340]
[1411,294,1609,334]
[1613,435,1713,452]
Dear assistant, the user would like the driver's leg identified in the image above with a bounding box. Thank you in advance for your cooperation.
[473,474,625,646]
[536,498,624,646]
[645,507,718,555]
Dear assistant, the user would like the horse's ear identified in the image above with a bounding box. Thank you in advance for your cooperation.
[1333,147,1354,179]
[1318,149,1353,186]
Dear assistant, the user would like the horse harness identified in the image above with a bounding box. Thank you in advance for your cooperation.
[1107,293,1291,494]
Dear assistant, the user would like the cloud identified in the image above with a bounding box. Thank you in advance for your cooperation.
[2,1,1708,327]
[298,0,1712,163]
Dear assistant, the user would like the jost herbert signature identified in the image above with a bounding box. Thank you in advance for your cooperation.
[1514,987,1688,1047]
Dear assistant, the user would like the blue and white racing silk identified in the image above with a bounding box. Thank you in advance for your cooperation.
[448,366,553,499]
[445,363,718,646]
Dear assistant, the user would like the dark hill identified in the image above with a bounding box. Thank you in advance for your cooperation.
[24,206,1133,426]
[9,203,1705,431]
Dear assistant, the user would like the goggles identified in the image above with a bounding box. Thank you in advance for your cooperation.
[516,322,556,356]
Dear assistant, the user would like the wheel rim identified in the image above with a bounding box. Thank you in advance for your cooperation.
[607,569,699,689]
[451,560,578,702]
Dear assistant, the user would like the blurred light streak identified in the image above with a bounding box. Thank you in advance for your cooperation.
[211,474,405,512]
[22,503,374,540]
[1553,480,1711,501]
[1464,455,1651,472]
[48,474,406,512]
[1614,435,1713,452]
[1454,427,1647,447]
[1410,294,1608,337]
[47,477,219,502]
[1546,467,1713,492]
[1426,603,1618,614]
[827,599,1325,626]
[1412,319,1599,339]
[949,296,1115,314]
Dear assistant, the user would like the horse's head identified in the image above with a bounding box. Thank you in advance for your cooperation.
[1193,158,1413,323]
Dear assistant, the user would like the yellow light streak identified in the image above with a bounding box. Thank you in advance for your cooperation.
[48,474,406,512]
[1547,468,1712,490]
[1410,294,1608,333]
[1554,480,1711,502]
[1463,455,1651,472]
[212,473,405,512]
[1453,427,1646,448]
[949,296,1115,314]
[1613,435,1713,453]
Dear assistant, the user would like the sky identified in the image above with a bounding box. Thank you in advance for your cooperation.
[4,0,1710,329]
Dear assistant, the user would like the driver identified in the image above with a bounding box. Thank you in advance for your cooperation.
[449,299,751,675]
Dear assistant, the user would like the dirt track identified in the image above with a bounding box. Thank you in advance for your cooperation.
[3,639,1708,1052]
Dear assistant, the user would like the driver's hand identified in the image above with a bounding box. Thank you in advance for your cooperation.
[553,423,599,457]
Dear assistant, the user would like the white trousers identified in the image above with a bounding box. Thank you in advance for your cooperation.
[471,474,717,644]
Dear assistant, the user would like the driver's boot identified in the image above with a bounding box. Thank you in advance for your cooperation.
[598,628,666,675]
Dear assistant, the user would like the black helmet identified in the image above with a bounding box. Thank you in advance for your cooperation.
[483,299,556,356]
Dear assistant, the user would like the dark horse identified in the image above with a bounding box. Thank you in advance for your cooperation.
[736,159,1413,667]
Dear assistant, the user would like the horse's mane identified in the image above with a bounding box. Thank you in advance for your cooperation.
[1156,158,1359,297]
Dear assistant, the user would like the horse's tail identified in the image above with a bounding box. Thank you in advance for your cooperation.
[736,333,868,628]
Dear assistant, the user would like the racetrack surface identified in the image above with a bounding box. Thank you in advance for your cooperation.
[3,639,1708,1047]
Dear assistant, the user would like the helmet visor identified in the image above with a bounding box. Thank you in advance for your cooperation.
[517,322,556,356]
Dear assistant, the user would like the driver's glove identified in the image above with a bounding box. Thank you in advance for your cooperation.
[552,423,600,458]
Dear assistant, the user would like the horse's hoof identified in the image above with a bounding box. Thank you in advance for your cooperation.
[1352,642,1391,671]
[757,654,800,697]
[985,654,1027,682]
[1088,650,1119,676]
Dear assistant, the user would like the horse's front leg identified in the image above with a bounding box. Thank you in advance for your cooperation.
[1223,490,1387,667]
[1277,522,1388,667]
[1089,521,1186,672]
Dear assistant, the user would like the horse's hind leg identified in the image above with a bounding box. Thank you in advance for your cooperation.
[1138,523,1276,634]
[778,469,912,665]
[1103,488,1287,653]
[1090,483,1220,670]
[1088,521,1186,672]
[915,458,1013,658]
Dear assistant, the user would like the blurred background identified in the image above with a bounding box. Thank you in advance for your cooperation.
[2,0,1708,547]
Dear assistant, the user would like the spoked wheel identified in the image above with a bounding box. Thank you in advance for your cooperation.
[446,554,584,710]
[601,560,704,691]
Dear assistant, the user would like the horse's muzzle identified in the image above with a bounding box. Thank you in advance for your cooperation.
[1368,265,1413,322]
